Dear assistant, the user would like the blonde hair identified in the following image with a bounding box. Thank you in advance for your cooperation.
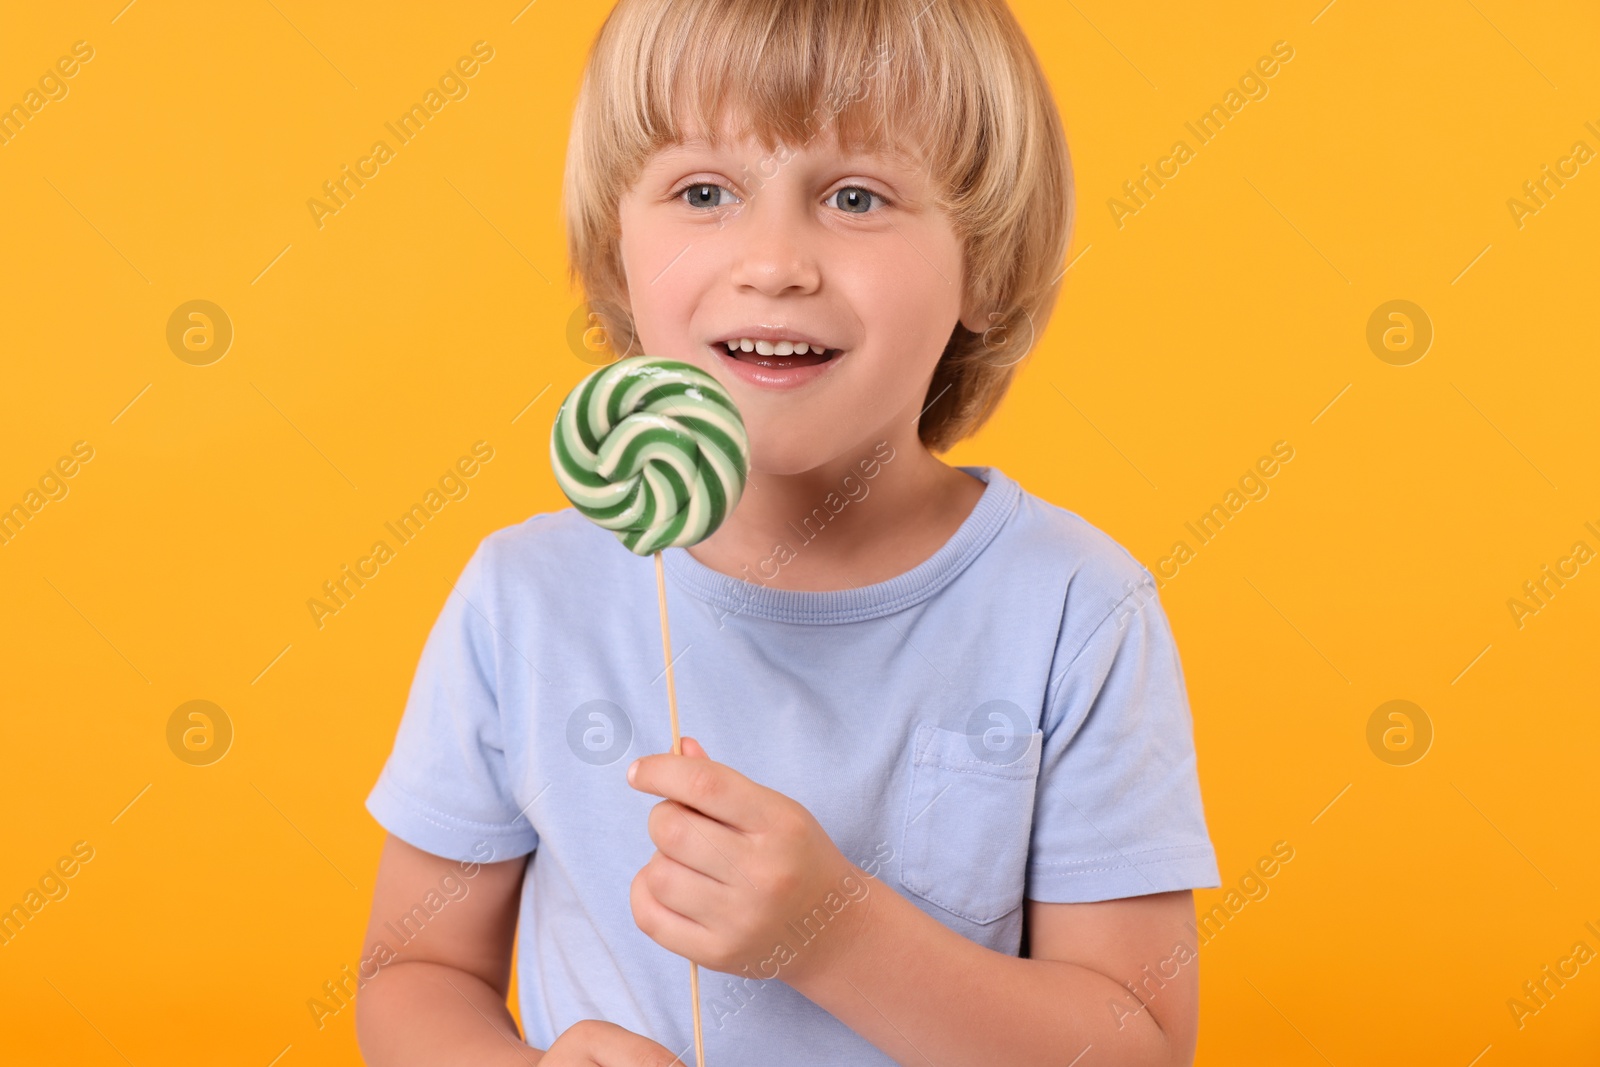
[562,0,1073,453]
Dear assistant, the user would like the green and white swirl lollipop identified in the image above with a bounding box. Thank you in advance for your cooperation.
[550,356,749,555]
[550,354,748,1067]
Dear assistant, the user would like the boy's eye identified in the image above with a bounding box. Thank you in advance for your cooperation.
[681,182,739,210]
[831,186,884,214]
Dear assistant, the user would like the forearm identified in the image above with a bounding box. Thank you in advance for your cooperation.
[786,873,1174,1067]
[355,960,543,1066]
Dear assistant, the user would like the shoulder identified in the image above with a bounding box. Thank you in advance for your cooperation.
[992,479,1187,734]
[464,506,621,602]
[997,473,1157,625]
[479,506,604,563]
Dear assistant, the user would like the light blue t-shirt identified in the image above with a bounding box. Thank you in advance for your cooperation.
[365,464,1220,1063]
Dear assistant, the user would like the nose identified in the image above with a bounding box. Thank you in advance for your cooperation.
[727,189,821,297]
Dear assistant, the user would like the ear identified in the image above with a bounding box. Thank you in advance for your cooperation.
[957,290,990,336]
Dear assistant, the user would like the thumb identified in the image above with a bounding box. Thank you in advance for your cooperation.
[680,736,710,759]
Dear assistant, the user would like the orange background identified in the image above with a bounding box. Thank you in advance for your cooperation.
[2,1,1596,1064]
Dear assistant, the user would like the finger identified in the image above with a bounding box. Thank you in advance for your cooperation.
[630,862,720,963]
[680,735,709,759]
[627,752,769,831]
[571,1019,683,1067]
[648,800,751,885]
[638,849,731,925]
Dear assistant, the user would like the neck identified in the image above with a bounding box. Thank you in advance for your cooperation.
[685,423,984,592]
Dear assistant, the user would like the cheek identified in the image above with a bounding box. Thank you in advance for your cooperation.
[616,207,703,355]
[616,206,657,302]
[843,232,964,361]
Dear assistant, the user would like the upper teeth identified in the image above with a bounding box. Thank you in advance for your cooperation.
[724,338,820,356]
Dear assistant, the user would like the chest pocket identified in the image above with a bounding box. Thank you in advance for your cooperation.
[898,723,1043,925]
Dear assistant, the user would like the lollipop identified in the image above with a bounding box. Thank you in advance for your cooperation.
[551,356,749,555]
[549,354,749,1067]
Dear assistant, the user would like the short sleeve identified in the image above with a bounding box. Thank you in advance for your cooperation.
[1026,574,1221,902]
[365,536,539,864]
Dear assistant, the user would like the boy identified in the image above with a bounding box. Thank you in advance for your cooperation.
[358,0,1220,1064]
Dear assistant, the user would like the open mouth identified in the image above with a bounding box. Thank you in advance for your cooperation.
[714,338,842,369]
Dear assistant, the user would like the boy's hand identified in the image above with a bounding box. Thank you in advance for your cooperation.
[627,737,864,982]
[538,1019,681,1066]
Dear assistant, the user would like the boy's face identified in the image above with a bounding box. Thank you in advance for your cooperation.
[617,123,987,476]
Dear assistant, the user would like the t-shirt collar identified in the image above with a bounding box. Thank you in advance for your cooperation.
[661,465,1020,625]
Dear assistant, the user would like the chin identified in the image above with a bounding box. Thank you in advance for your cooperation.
[743,432,834,478]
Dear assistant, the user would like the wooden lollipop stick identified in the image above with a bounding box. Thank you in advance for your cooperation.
[654,551,685,758]
[654,549,706,1067]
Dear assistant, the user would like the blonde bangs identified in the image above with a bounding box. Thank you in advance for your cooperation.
[564,0,1074,453]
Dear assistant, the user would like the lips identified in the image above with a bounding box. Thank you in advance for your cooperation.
[704,327,849,388]
[708,339,845,389]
